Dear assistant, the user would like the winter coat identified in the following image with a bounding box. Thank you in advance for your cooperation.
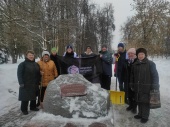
[17,58,41,101]
[50,54,61,75]
[123,58,137,87]
[81,52,96,57]
[114,51,127,79]
[37,59,58,87]
[99,50,113,76]
[130,58,159,103]
[63,51,77,58]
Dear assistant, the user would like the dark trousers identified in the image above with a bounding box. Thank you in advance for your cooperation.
[40,87,47,102]
[128,87,137,109]
[138,102,150,119]
[21,100,36,112]
[100,74,111,90]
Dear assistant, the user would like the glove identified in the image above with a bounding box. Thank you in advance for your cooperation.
[114,73,117,77]
[20,84,24,88]
[114,53,120,57]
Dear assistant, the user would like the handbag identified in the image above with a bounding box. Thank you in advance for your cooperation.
[150,90,161,109]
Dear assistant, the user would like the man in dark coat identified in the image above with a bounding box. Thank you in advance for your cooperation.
[50,47,61,75]
[114,43,127,91]
[17,50,41,115]
[130,48,159,123]
[99,44,113,90]
[123,48,137,113]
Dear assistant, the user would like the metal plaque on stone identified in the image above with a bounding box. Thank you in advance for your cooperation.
[60,83,87,97]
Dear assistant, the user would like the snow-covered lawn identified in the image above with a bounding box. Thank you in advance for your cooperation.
[0,57,170,126]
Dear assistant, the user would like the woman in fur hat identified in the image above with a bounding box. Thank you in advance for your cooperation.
[130,48,159,123]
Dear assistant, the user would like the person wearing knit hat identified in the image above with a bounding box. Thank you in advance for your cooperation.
[127,48,136,55]
[50,47,60,75]
[42,50,50,57]
[51,47,57,53]
[118,42,124,49]
[114,42,127,92]
[130,47,159,123]
[123,48,137,113]
[37,51,58,107]
[63,44,77,58]
[99,43,113,90]
[66,45,73,50]
[101,44,108,49]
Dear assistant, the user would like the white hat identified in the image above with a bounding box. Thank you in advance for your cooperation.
[127,48,136,54]
[42,51,50,57]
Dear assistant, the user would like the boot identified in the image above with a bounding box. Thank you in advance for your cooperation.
[134,115,142,119]
[30,108,39,111]
[22,111,28,115]
[141,118,148,123]
[131,108,137,114]
[126,106,133,111]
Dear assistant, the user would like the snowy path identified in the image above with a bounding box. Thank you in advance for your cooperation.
[0,106,37,127]
[112,97,170,127]
[0,98,169,127]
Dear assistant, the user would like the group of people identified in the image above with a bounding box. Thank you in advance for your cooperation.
[17,43,159,124]
[114,43,159,123]
[17,44,111,115]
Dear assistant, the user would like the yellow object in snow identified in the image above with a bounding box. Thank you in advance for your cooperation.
[110,90,125,104]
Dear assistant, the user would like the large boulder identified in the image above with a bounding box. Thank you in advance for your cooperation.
[43,74,110,118]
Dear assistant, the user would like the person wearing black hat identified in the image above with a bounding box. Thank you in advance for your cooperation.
[63,44,77,58]
[99,44,113,90]
[81,46,96,57]
[114,42,127,92]
[130,48,159,123]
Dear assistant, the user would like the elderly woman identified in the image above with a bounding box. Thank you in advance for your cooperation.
[123,48,137,113]
[17,50,41,115]
[130,48,159,123]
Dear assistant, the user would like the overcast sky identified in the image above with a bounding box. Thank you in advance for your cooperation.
[93,0,134,49]
[94,0,170,49]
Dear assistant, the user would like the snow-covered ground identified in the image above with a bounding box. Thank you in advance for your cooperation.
[0,57,170,127]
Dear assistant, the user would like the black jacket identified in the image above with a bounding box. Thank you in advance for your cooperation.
[99,50,113,76]
[130,58,159,103]
[123,58,137,88]
[81,52,96,58]
[117,51,126,76]
[17,58,41,101]
[50,54,61,75]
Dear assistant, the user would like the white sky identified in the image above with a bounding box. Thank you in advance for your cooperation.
[94,0,170,49]
[94,0,134,49]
